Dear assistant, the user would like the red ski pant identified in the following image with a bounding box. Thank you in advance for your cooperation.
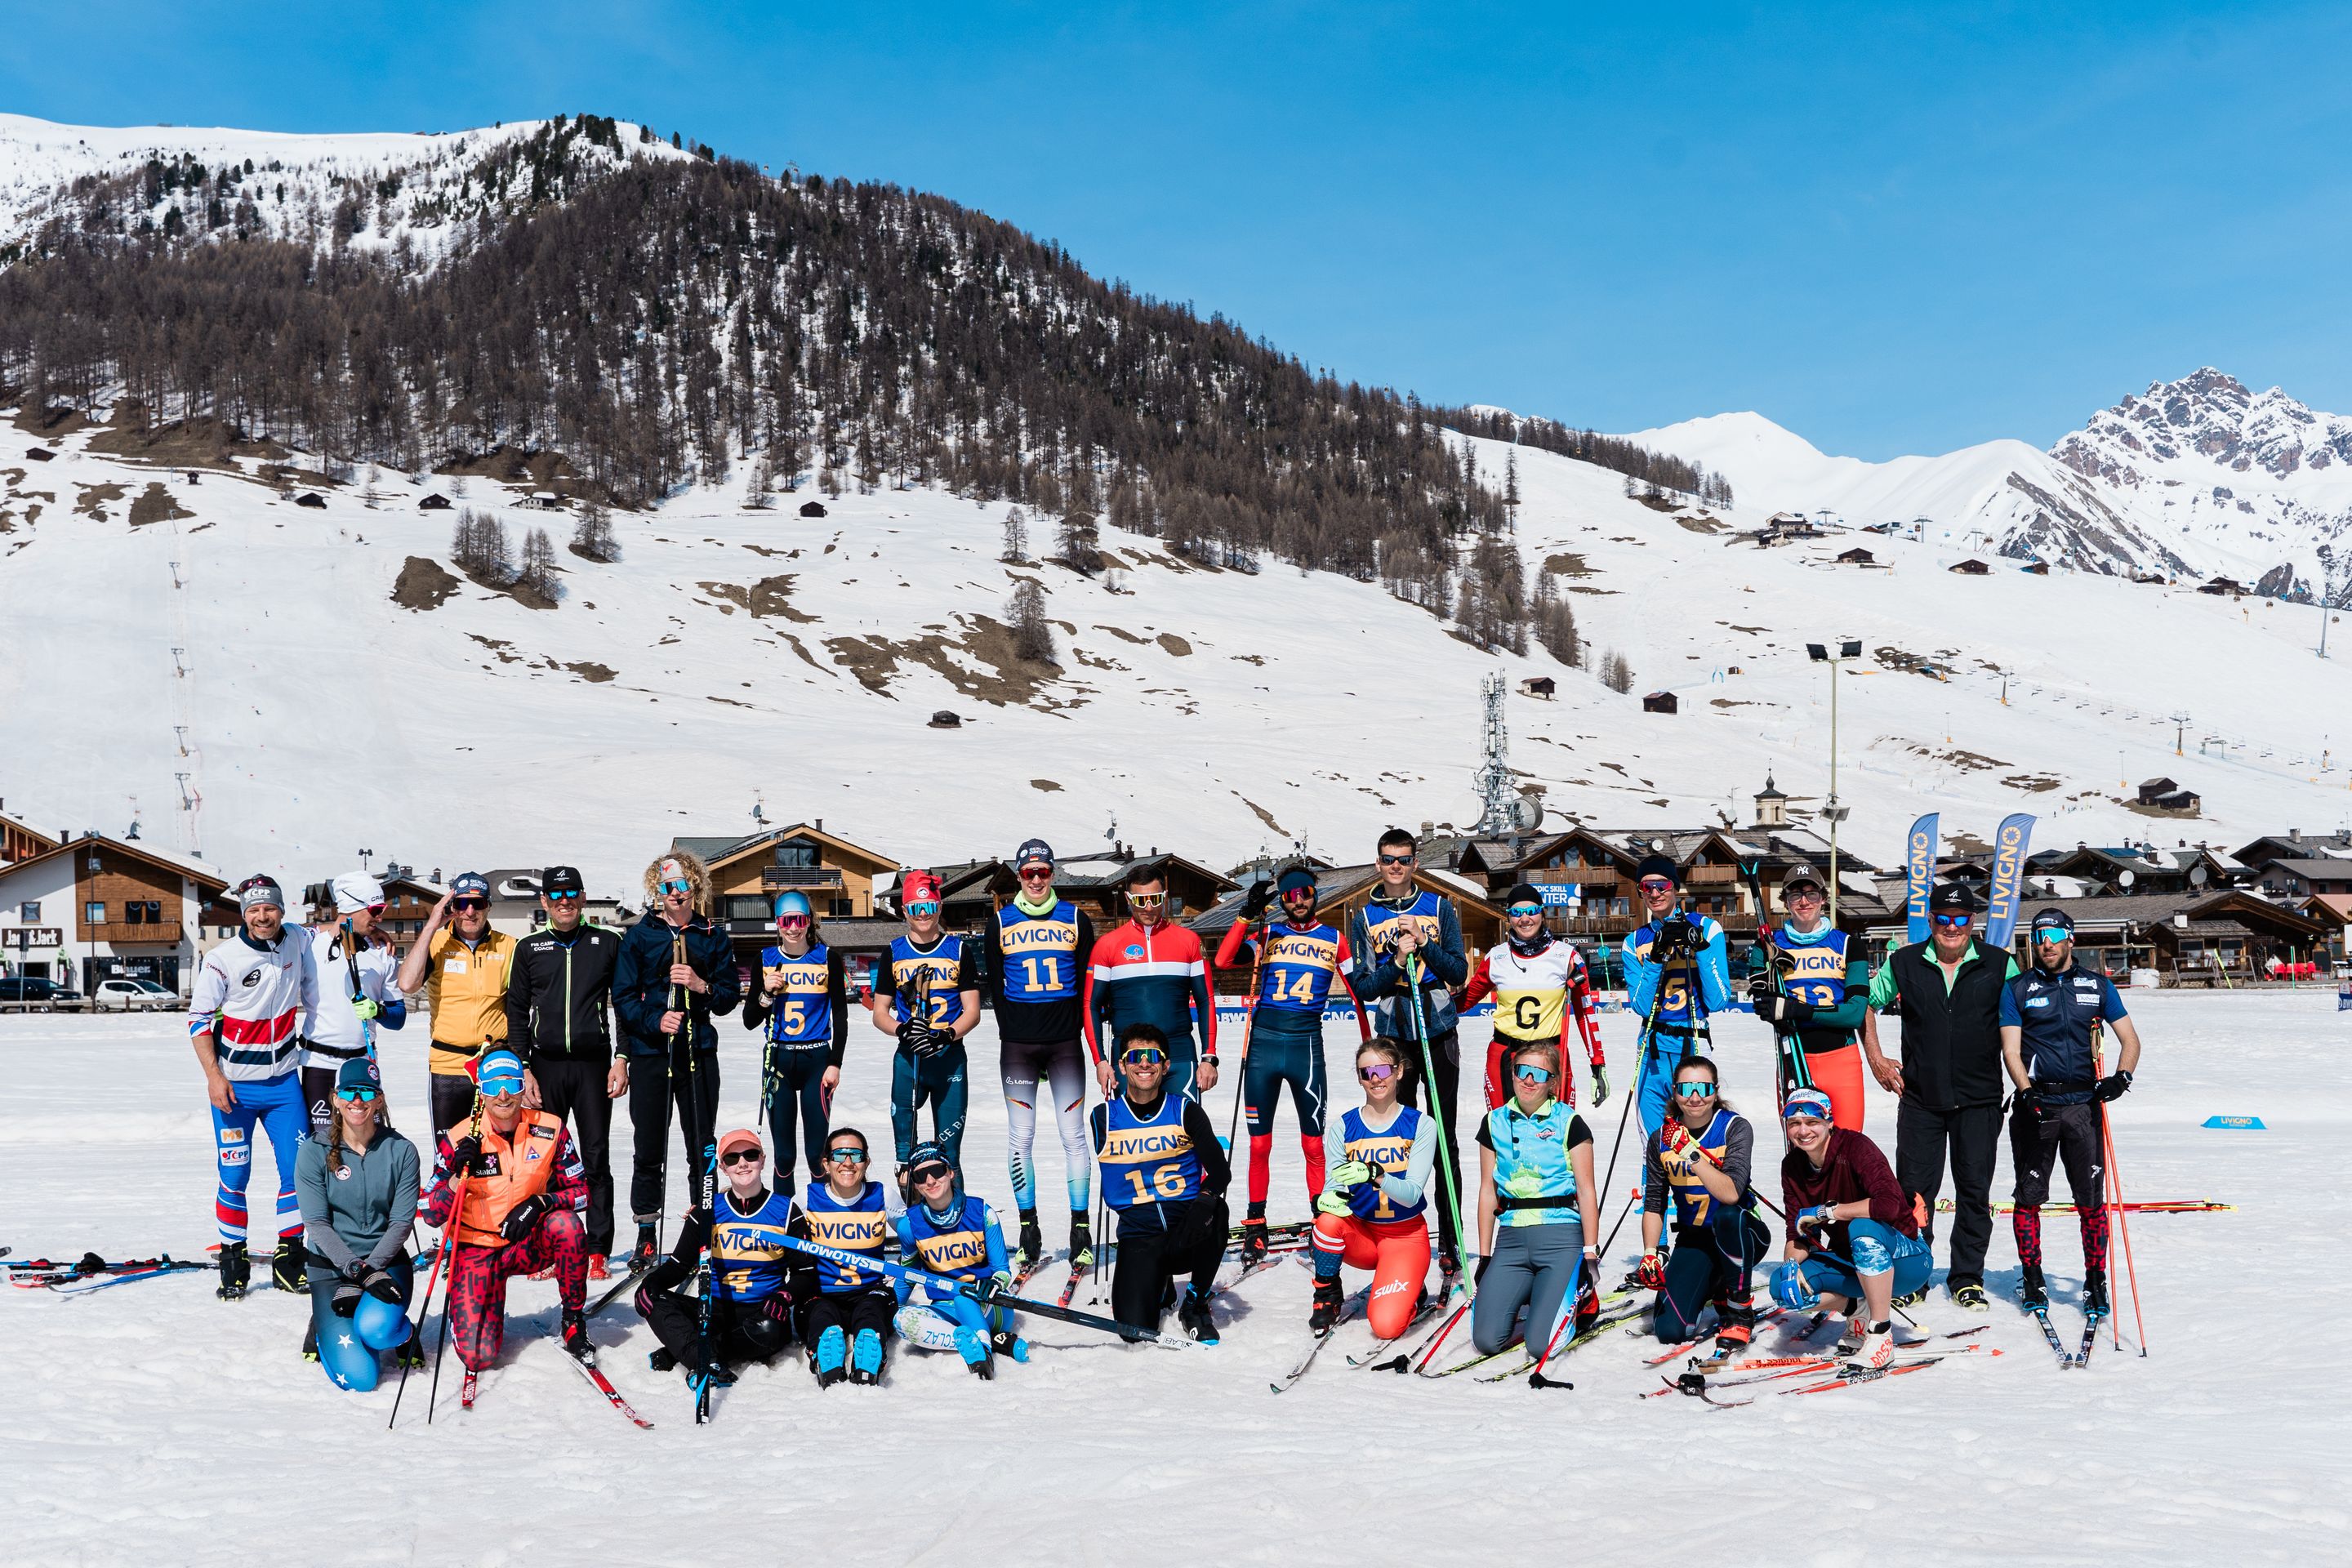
[1309,1212,1432,1339]
[445,1212,587,1371]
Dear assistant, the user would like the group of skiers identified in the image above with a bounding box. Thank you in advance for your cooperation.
[180,828,2144,1401]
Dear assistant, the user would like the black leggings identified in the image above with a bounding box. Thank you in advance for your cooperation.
[764,1047,835,1194]
[628,1047,720,1225]
[1654,1206,1772,1343]
[1110,1197,1226,1330]
[638,1284,793,1369]
[800,1286,897,1352]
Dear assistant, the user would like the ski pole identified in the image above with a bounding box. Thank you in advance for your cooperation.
[2094,1029,2148,1356]
[421,1092,482,1428]
[769,1232,1191,1348]
[388,1219,453,1429]
[1591,946,1679,1260]
[1401,952,1470,1292]
[1737,859,1811,1099]
[1222,914,1270,1156]
[1525,1250,1598,1390]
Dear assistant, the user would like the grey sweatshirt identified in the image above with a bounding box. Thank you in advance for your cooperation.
[297,1129,421,1272]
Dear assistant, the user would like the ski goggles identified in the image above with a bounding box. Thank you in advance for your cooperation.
[775,913,812,929]
[1637,877,1676,894]
[1673,1080,1718,1098]
[1126,892,1167,907]
[334,1085,381,1103]
[657,878,693,898]
[1780,1088,1834,1122]
[1356,1062,1399,1083]
[719,1147,764,1168]
[904,899,940,917]
[1512,1064,1554,1085]
[1931,911,1973,927]
[825,1147,870,1164]
[1120,1045,1169,1067]
[2032,920,2076,943]
[451,898,488,912]
[1017,864,1054,880]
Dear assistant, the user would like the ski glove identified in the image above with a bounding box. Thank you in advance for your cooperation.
[1770,1258,1816,1312]
[1242,881,1272,921]
[1653,916,1698,960]
[1744,971,1776,1005]
[360,1265,403,1305]
[2011,1086,2044,1120]
[763,1288,797,1324]
[499,1193,551,1244]
[331,1278,365,1317]
[446,1135,484,1178]
[1589,1064,1610,1105]
[1755,993,1814,1029]
[1633,1250,1668,1290]
[352,996,381,1022]
[1472,1254,1493,1285]
[1329,1159,1379,1192]
[1793,1205,1835,1238]
[1314,1187,1354,1218]
[2094,1070,2132,1102]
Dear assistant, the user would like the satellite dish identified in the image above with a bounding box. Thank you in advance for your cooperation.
[2190,864,2209,887]
[1508,793,1544,834]
[2118,868,2136,889]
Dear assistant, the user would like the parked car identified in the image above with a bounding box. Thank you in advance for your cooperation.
[92,978,181,1013]
[0,977,87,1010]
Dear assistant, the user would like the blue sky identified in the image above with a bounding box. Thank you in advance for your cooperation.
[5,2,2348,458]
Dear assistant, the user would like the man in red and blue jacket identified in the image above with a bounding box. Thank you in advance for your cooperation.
[1082,862,1219,1102]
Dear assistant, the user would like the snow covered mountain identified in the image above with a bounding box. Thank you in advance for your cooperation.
[1632,372,2352,595]
[4,114,2351,897]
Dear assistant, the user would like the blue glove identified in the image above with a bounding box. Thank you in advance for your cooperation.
[1794,1205,1835,1239]
[1771,1258,1816,1312]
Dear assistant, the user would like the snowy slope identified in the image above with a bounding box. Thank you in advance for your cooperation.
[7,411,2352,897]
[1632,370,2352,592]
[2,994,2342,1564]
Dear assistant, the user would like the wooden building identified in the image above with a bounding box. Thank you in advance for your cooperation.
[1642,691,1679,714]
[0,802,62,866]
[1948,558,1990,575]
[675,822,898,975]
[0,833,226,994]
[1189,863,1503,994]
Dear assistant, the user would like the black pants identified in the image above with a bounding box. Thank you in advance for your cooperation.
[534,1058,617,1254]
[1655,1208,1771,1343]
[1396,1028,1463,1259]
[1895,1098,2001,1289]
[2010,1100,2103,1209]
[627,1046,720,1226]
[1110,1196,1226,1330]
[430,1071,479,1138]
[764,1047,835,1194]
[638,1283,793,1369]
[800,1285,897,1355]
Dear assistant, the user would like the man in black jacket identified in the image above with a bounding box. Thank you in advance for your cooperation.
[614,850,742,1267]
[506,865,626,1275]
[1860,883,2019,1311]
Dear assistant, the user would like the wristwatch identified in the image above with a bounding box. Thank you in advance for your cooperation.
[1201,1053,1220,1066]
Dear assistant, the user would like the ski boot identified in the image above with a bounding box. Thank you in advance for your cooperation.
[813,1325,848,1388]
[1846,1321,1895,1371]
[1949,1281,1990,1313]
[1834,1317,1865,1357]
[849,1327,884,1385]
[1438,1246,1463,1291]
[687,1359,738,1393]
[2019,1263,2048,1312]
[1238,1206,1269,1267]
[394,1330,427,1370]
[648,1347,679,1372]
[1067,1212,1093,1269]
[1308,1276,1344,1334]
[561,1308,593,1362]
[629,1224,659,1270]
[955,1321,994,1379]
[586,1253,610,1283]
[302,1321,319,1362]
[1713,1301,1755,1356]
[1178,1286,1219,1344]
[1014,1210,1044,1274]
[216,1241,250,1302]
[2084,1267,2110,1318]
[272,1233,310,1294]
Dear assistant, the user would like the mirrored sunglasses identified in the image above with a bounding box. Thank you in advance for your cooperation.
[1121,1047,1169,1067]
[826,1147,870,1164]
[1378,853,1416,866]
[1673,1080,1717,1098]
[1932,911,1972,927]
[1513,1064,1553,1085]
[657,879,693,898]
[546,889,581,902]
[1357,1062,1399,1082]
[335,1086,381,1102]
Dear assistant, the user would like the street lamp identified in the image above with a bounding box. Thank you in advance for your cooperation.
[1806,639,1864,920]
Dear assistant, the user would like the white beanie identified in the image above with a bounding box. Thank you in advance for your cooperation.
[332,871,386,914]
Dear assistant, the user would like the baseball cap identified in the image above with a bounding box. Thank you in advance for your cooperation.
[335,1056,385,1097]
[331,871,385,914]
[476,1049,527,1095]
[450,871,492,901]
[1929,883,1980,915]
[1013,839,1055,871]
[541,865,584,895]
[1780,1087,1834,1122]
[716,1128,764,1161]
[1779,863,1824,898]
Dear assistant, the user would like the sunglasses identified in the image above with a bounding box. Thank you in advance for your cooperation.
[776,914,811,929]
[1121,1047,1168,1067]
[482,1084,523,1099]
[359,902,387,915]
[546,889,581,902]
[452,898,488,912]
[1513,1064,1553,1085]
[1127,893,1167,906]
[1281,887,1316,901]
[657,879,692,898]
[826,1147,869,1164]
[1637,878,1675,893]
[1507,905,1544,919]
[1932,912,1972,927]
[1378,853,1415,866]
[1784,887,1825,901]
[2034,927,2074,943]
[911,1165,954,1185]
[905,900,940,916]
[1357,1062,1399,1082]
[1673,1080,1717,1098]
[1018,866,1053,878]
[720,1148,764,1168]
[336,1086,381,1102]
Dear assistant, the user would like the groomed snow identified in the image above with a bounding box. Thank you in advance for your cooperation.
[1,991,2341,1565]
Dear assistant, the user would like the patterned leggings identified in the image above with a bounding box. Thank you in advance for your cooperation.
[443,1211,587,1371]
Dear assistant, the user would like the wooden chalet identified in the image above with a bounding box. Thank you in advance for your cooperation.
[2230,830,2352,870]
[2026,842,2232,898]
[675,822,898,974]
[929,846,1238,937]
[0,832,226,994]
[1867,889,2331,986]
[1948,558,1990,575]
[1642,691,1679,714]
[1189,863,1503,993]
[1836,546,1875,565]
[0,801,63,866]
[2243,858,2352,901]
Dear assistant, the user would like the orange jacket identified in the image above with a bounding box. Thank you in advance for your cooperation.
[421,1109,585,1248]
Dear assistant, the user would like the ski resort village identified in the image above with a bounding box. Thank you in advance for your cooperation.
[0,44,2347,1568]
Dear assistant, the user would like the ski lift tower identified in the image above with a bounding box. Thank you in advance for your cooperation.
[1473,672,1515,835]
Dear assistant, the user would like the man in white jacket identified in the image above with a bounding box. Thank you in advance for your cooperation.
[298,872,407,1134]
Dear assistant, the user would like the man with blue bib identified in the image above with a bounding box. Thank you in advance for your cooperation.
[1092,1023,1232,1342]
[1620,855,1733,1143]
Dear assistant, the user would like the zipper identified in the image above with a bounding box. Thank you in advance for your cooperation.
[563,942,573,1057]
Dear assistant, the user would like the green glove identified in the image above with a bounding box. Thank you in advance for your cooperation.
[1590,1064,1610,1105]
[352,997,380,1022]
[1330,1159,1376,1191]
[1315,1187,1353,1218]
[987,1269,1013,1298]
